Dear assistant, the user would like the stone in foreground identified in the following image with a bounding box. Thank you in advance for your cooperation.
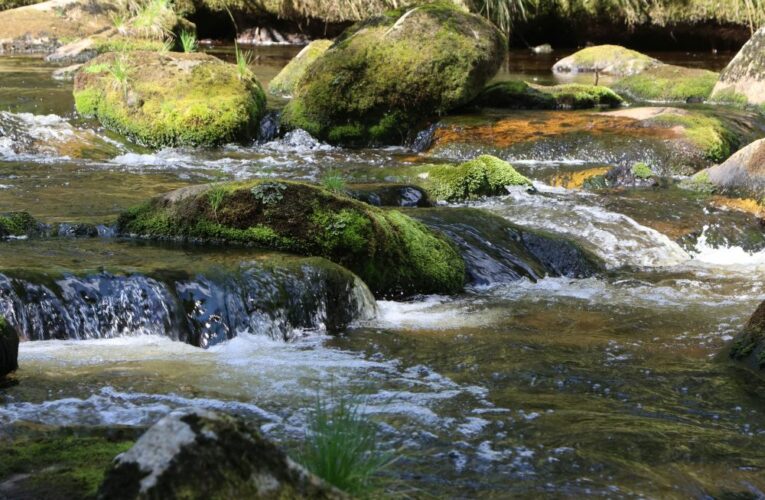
[704,138,765,201]
[712,26,765,105]
[74,51,266,148]
[281,2,506,145]
[98,408,345,499]
[0,317,18,377]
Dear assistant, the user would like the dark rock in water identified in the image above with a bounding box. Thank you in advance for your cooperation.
[0,258,377,347]
[412,123,437,153]
[257,111,281,143]
[281,3,506,145]
[411,208,602,287]
[97,408,345,500]
[727,300,765,378]
[52,222,101,238]
[0,317,18,377]
[347,184,431,208]
[584,163,660,189]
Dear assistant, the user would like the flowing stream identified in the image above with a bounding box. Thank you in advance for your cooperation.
[1,49,764,498]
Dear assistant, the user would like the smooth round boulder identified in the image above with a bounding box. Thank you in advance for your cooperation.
[281,2,506,145]
[0,317,18,378]
[97,408,345,500]
[268,39,332,96]
[552,45,660,77]
[117,180,466,298]
[74,51,266,148]
[704,138,765,200]
[712,26,765,105]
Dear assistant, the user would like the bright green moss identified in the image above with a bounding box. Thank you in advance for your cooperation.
[117,180,465,297]
[631,162,653,179]
[92,36,166,54]
[73,51,266,148]
[281,2,506,145]
[0,212,38,237]
[710,88,750,107]
[680,170,716,194]
[612,64,718,103]
[649,112,735,162]
[0,434,134,499]
[268,39,332,96]
[555,45,659,75]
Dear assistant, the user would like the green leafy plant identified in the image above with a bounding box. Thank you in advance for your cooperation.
[234,42,254,80]
[179,30,197,53]
[299,391,393,495]
[207,186,227,220]
[251,182,286,205]
[321,170,346,193]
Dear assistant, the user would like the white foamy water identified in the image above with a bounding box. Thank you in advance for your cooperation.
[476,185,691,269]
[690,225,765,268]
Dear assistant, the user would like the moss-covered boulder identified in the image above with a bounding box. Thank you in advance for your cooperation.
[117,180,465,297]
[0,211,45,238]
[703,138,765,202]
[0,0,117,54]
[613,64,718,103]
[404,155,532,202]
[712,26,765,106]
[552,45,660,77]
[474,80,623,109]
[74,51,266,148]
[727,300,765,378]
[269,39,332,96]
[281,2,506,145]
[0,317,18,377]
[98,408,345,499]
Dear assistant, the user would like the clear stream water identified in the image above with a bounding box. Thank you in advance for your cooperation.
[1,49,765,498]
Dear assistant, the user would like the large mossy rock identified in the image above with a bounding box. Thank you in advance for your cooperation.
[97,409,344,500]
[280,2,506,145]
[74,51,266,148]
[268,39,332,96]
[552,45,660,77]
[474,80,623,109]
[712,26,765,105]
[727,300,765,378]
[0,317,18,377]
[613,64,718,103]
[0,0,116,54]
[117,180,466,298]
[702,138,765,202]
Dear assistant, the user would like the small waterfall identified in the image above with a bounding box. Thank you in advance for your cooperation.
[0,260,377,348]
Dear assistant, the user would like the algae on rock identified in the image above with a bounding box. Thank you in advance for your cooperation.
[613,64,718,103]
[74,51,266,148]
[552,45,660,76]
[474,80,623,109]
[117,180,466,297]
[281,2,506,145]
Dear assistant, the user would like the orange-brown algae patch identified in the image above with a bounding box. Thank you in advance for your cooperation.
[549,166,610,189]
[711,196,765,218]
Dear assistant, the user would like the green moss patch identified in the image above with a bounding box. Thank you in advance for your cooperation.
[281,2,506,145]
[647,111,737,162]
[117,180,465,297]
[630,162,654,179]
[269,39,332,96]
[553,45,659,76]
[0,212,40,238]
[475,80,623,109]
[613,64,718,103]
[0,430,135,499]
[73,51,266,148]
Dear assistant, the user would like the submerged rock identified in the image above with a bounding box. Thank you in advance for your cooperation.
[703,138,765,201]
[474,81,623,109]
[531,43,553,54]
[613,64,718,103]
[412,208,602,286]
[281,3,506,145]
[552,45,660,77]
[0,317,18,377]
[0,258,376,347]
[0,0,116,54]
[346,184,431,208]
[268,39,332,96]
[117,181,466,298]
[97,408,344,500]
[712,26,765,105]
[584,162,660,189]
[74,51,266,148]
[727,300,765,378]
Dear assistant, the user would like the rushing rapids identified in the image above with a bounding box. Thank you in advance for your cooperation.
[0,47,764,498]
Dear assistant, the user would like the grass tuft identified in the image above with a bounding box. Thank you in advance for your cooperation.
[321,170,347,193]
[234,43,254,80]
[179,30,197,53]
[299,391,393,495]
